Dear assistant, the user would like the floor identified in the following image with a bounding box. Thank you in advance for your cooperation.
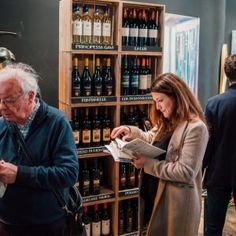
[198,200,236,236]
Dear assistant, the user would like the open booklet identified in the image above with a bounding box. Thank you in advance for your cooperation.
[104,138,166,162]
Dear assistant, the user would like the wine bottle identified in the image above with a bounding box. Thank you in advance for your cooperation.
[102,5,112,45]
[92,107,102,147]
[129,8,139,46]
[101,203,111,236]
[126,163,135,189]
[82,4,92,44]
[82,108,91,147]
[120,106,127,125]
[132,199,139,231]
[72,57,81,97]
[103,58,113,96]
[72,4,83,44]
[139,9,148,47]
[127,106,139,126]
[119,163,126,190]
[148,9,158,46]
[93,5,102,44]
[82,206,92,236]
[90,158,100,195]
[102,107,112,145]
[146,57,152,93]
[82,58,92,96]
[92,204,101,236]
[118,202,125,235]
[130,57,139,95]
[81,159,90,196]
[92,58,103,96]
[139,57,148,94]
[121,55,130,95]
[71,108,81,148]
[125,200,133,233]
[99,159,104,186]
[122,8,130,46]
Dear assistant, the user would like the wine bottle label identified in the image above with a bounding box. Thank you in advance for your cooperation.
[127,216,133,232]
[93,22,102,36]
[105,86,113,96]
[102,23,111,37]
[139,75,148,90]
[73,20,83,36]
[73,130,80,144]
[83,21,92,36]
[82,130,91,143]
[130,175,135,186]
[122,27,129,37]
[95,87,102,96]
[92,222,101,236]
[93,179,100,186]
[85,223,91,236]
[119,219,124,234]
[148,29,158,39]
[130,28,139,37]
[73,86,80,96]
[131,75,139,88]
[147,74,152,88]
[120,176,126,187]
[84,87,91,96]
[92,129,101,142]
[139,28,148,38]
[102,219,110,235]
[103,128,111,141]
[122,75,129,88]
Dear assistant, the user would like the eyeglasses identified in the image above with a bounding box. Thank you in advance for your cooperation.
[0,94,24,108]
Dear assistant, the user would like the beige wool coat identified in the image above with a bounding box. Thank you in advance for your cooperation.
[129,120,209,236]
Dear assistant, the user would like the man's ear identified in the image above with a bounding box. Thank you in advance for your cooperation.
[28,91,36,102]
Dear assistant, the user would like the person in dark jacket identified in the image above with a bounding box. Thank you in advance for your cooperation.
[0,63,79,236]
[203,54,236,236]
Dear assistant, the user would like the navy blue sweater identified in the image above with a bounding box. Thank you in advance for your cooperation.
[0,100,79,225]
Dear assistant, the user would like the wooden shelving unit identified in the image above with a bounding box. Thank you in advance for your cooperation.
[59,1,165,235]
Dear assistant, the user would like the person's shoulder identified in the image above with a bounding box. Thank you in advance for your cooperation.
[40,100,68,123]
[188,119,208,131]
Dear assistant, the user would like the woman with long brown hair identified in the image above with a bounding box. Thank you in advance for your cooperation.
[111,73,209,236]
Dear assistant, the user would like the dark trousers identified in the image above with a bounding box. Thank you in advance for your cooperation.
[205,187,236,236]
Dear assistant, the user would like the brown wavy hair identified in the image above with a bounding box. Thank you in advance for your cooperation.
[150,73,205,140]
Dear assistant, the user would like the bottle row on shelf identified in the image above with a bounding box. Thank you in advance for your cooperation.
[72,3,112,45]
[72,57,114,97]
[72,55,155,99]
[122,7,159,47]
[121,56,152,96]
[71,107,113,148]
[119,199,139,235]
[119,162,139,190]
[81,199,139,236]
[78,158,103,197]
[121,105,152,132]
[77,157,141,198]
[82,203,111,236]
[71,105,152,149]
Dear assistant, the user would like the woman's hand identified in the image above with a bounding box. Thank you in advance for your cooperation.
[132,152,147,169]
[111,126,131,141]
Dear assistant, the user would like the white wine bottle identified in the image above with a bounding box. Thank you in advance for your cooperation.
[93,5,102,44]
[82,4,92,44]
[102,5,111,45]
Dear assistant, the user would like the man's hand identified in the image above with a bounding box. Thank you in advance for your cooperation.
[0,160,18,184]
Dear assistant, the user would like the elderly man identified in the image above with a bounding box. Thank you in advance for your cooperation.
[0,63,78,236]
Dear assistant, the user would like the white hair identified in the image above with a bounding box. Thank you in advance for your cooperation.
[0,62,39,95]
